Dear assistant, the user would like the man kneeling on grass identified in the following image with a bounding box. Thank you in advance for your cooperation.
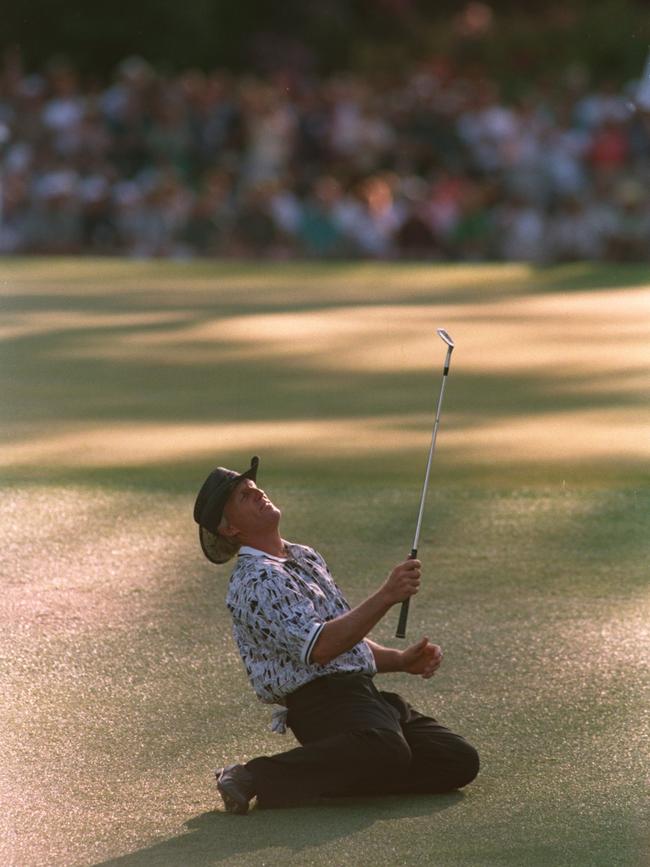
[193,456,479,814]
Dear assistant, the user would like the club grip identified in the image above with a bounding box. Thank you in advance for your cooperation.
[395,548,418,638]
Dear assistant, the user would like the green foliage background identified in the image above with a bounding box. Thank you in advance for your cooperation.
[4,0,649,82]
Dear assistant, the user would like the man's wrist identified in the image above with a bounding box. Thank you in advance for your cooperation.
[375,585,396,611]
[382,646,405,673]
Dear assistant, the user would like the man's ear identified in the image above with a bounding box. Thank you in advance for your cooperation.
[218,521,240,539]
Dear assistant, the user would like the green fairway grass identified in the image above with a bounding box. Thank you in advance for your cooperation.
[1,259,648,866]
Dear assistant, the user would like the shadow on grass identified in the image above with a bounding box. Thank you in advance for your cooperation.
[95,793,463,866]
[529,261,650,293]
[3,349,646,429]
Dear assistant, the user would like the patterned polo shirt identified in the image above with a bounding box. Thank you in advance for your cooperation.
[226,541,377,705]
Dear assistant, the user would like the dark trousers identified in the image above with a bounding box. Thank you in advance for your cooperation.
[245,673,479,808]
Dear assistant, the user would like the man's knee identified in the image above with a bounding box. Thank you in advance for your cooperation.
[416,736,480,793]
[452,741,480,789]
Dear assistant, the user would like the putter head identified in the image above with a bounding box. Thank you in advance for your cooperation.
[437,328,455,349]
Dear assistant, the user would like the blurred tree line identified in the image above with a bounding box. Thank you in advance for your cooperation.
[4,0,649,83]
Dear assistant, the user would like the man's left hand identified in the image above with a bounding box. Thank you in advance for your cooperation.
[400,636,443,679]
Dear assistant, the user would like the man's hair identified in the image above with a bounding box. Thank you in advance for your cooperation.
[213,515,241,563]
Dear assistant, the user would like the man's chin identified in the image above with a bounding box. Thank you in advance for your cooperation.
[261,505,281,526]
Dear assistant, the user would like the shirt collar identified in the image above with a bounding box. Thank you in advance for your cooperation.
[238,543,291,563]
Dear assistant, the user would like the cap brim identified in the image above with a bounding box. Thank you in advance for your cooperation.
[199,525,238,564]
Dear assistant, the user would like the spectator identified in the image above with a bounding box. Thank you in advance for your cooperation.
[297,176,350,258]
[545,195,616,262]
[494,193,546,263]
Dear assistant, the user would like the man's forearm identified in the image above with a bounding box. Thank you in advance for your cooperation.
[365,638,403,673]
[310,588,393,665]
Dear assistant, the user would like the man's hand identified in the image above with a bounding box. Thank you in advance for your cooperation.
[400,636,443,678]
[381,558,422,606]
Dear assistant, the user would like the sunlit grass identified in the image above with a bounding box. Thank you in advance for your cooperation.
[1,407,648,471]
[0,257,534,297]
[51,286,649,378]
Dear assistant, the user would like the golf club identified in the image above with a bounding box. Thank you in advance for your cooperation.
[396,328,455,639]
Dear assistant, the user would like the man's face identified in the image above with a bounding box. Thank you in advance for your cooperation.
[219,478,281,539]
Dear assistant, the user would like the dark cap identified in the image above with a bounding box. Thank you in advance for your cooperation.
[193,456,259,563]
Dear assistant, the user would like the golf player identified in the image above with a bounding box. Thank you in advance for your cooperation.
[194,456,479,813]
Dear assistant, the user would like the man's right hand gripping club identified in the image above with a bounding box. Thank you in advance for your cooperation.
[381,558,422,605]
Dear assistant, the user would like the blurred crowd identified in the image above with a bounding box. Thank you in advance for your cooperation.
[1,51,649,262]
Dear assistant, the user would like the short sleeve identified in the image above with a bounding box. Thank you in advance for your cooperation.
[237,568,325,665]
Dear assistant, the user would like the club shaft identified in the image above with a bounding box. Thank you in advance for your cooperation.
[411,361,450,553]
[396,344,453,639]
